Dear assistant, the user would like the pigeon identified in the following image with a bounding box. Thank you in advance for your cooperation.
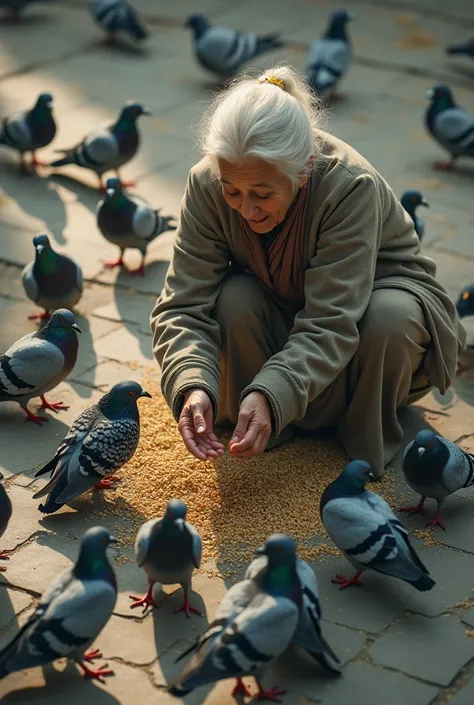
[306,10,355,98]
[130,499,202,616]
[245,535,340,675]
[21,234,83,322]
[320,460,435,591]
[32,380,151,514]
[446,37,474,60]
[0,0,44,17]
[401,429,474,531]
[0,472,12,573]
[50,101,150,189]
[97,178,176,275]
[168,534,301,701]
[401,190,429,241]
[0,526,117,683]
[185,13,284,78]
[425,84,474,170]
[0,309,81,425]
[0,93,55,172]
[456,284,474,319]
[90,0,148,44]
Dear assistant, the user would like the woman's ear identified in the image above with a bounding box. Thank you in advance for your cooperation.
[299,154,315,187]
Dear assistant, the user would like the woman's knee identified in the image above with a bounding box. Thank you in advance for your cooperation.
[359,289,430,350]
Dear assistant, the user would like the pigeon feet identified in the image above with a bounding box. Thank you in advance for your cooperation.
[426,511,446,532]
[104,257,124,269]
[83,648,102,663]
[331,571,364,590]
[400,496,426,516]
[79,660,114,683]
[433,159,455,170]
[0,550,9,571]
[127,263,145,276]
[118,179,136,188]
[174,591,201,618]
[231,678,252,697]
[129,584,160,613]
[255,682,286,703]
[95,476,121,490]
[31,153,48,168]
[23,407,48,425]
[28,311,50,322]
[40,396,69,413]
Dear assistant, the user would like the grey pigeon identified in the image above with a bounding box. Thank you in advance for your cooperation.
[130,499,202,616]
[32,380,151,514]
[22,234,83,321]
[447,37,474,60]
[425,84,474,170]
[185,13,284,78]
[306,10,354,97]
[401,429,474,531]
[0,93,55,172]
[245,535,340,675]
[97,178,176,275]
[456,284,474,319]
[0,472,12,573]
[90,0,148,43]
[401,190,429,241]
[169,534,300,701]
[320,461,435,591]
[50,102,150,189]
[0,309,81,426]
[0,526,117,683]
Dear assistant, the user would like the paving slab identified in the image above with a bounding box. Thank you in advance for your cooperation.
[92,324,155,367]
[0,587,34,633]
[0,485,49,551]
[449,677,474,705]
[91,290,158,334]
[461,608,474,628]
[370,614,473,686]
[73,358,152,391]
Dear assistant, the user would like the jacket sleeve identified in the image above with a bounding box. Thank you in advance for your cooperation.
[242,174,384,435]
[150,167,231,422]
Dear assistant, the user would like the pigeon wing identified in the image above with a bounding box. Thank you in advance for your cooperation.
[134,518,158,567]
[1,111,32,150]
[434,107,474,154]
[0,336,64,398]
[440,438,474,492]
[131,198,159,240]
[308,38,349,75]
[80,125,120,168]
[21,261,38,303]
[185,521,202,569]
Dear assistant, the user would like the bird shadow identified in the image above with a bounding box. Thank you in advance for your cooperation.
[89,36,152,59]
[446,63,474,81]
[0,584,19,645]
[47,173,101,215]
[0,12,54,28]
[70,314,98,400]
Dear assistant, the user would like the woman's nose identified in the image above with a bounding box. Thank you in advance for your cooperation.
[240,197,259,219]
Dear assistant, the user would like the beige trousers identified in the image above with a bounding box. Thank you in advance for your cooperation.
[213,273,432,474]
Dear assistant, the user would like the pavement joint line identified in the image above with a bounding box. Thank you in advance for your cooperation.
[0,529,51,560]
[415,405,452,417]
[434,659,474,705]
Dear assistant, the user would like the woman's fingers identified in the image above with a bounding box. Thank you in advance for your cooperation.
[229,425,260,454]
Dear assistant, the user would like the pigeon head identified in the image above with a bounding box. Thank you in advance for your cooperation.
[118,102,151,123]
[45,309,81,334]
[401,190,429,213]
[105,177,123,199]
[165,499,187,527]
[34,93,54,111]
[255,533,297,565]
[81,526,118,552]
[337,460,376,493]
[185,13,210,36]
[414,430,439,456]
[456,284,474,318]
[99,381,152,419]
[426,84,455,108]
[32,233,53,256]
[327,10,355,37]
[74,527,118,583]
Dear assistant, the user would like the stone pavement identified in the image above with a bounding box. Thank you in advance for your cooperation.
[1,0,474,703]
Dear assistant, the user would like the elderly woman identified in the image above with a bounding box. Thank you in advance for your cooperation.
[151,66,465,475]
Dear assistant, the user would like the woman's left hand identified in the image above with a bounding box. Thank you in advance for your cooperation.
[229,391,272,457]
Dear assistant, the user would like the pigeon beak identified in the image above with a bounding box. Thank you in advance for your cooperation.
[254,546,265,556]
[175,518,185,531]
[417,447,426,457]
[106,188,116,197]
[109,535,119,544]
[70,323,82,334]
[142,109,152,116]
[139,390,152,399]
[421,199,430,208]
[367,472,377,482]
[425,89,435,99]
[35,244,44,255]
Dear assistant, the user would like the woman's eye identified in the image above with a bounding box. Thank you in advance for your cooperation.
[224,190,239,198]
[256,193,272,200]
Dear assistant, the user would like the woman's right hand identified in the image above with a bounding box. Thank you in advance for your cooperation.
[178,389,225,461]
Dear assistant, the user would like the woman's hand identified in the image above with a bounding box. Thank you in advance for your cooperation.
[178,389,225,461]
[229,391,272,458]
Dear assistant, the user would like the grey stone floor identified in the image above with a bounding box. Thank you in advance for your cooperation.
[1,0,474,703]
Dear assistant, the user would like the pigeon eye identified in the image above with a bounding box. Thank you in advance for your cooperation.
[463,292,470,300]
[128,391,135,396]
[101,536,107,543]
[58,316,64,322]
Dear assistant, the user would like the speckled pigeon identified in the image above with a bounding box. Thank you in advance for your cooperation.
[447,37,474,59]
[0,472,12,573]
[130,499,202,616]
[245,535,340,675]
[90,0,148,43]
[306,10,354,98]
[401,429,474,531]
[0,93,55,172]
[32,380,151,514]
[22,234,83,322]
[185,13,284,77]
[0,309,80,425]
[169,534,301,701]
[401,190,429,241]
[97,178,176,275]
[320,460,435,591]
[456,284,474,318]
[0,526,117,683]
[50,101,150,189]
[425,84,474,170]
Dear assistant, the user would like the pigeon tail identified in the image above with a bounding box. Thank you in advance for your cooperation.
[50,152,75,168]
[254,34,284,56]
[34,455,58,478]
[128,14,147,40]
[409,572,436,592]
[309,650,342,675]
[168,684,192,697]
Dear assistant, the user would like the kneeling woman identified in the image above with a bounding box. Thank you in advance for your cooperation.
[151,66,465,475]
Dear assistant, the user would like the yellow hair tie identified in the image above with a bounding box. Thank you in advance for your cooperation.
[260,76,285,90]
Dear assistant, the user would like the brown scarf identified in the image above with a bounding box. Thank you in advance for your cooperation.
[238,179,311,304]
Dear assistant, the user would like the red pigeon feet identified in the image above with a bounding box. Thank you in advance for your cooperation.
[255,683,286,703]
[94,476,121,490]
[331,571,364,590]
[104,257,124,269]
[80,660,114,683]
[0,550,9,572]
[31,153,49,168]
[83,648,102,663]
[40,396,69,413]
[400,496,426,516]
[433,160,455,170]
[127,263,145,276]
[174,591,201,618]
[231,678,253,697]
[23,408,48,425]
[129,584,160,613]
[426,511,446,532]
[118,179,136,188]
[28,311,50,321]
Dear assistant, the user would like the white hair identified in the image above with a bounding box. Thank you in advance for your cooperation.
[200,65,327,188]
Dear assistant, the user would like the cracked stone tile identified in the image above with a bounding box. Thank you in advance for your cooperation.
[68,314,122,380]
[0,588,34,633]
[94,256,171,295]
[0,605,36,652]
[73,359,153,391]
[461,608,474,628]
[91,291,158,334]
[449,677,474,705]
[0,485,48,551]
[370,614,473,686]
[97,614,158,666]
[0,263,26,301]
[93,325,155,367]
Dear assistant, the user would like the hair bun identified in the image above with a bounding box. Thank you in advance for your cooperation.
[258,76,285,91]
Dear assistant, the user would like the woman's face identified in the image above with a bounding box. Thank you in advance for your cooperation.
[218,157,298,234]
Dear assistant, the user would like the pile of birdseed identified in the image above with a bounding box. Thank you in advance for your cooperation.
[99,379,399,572]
